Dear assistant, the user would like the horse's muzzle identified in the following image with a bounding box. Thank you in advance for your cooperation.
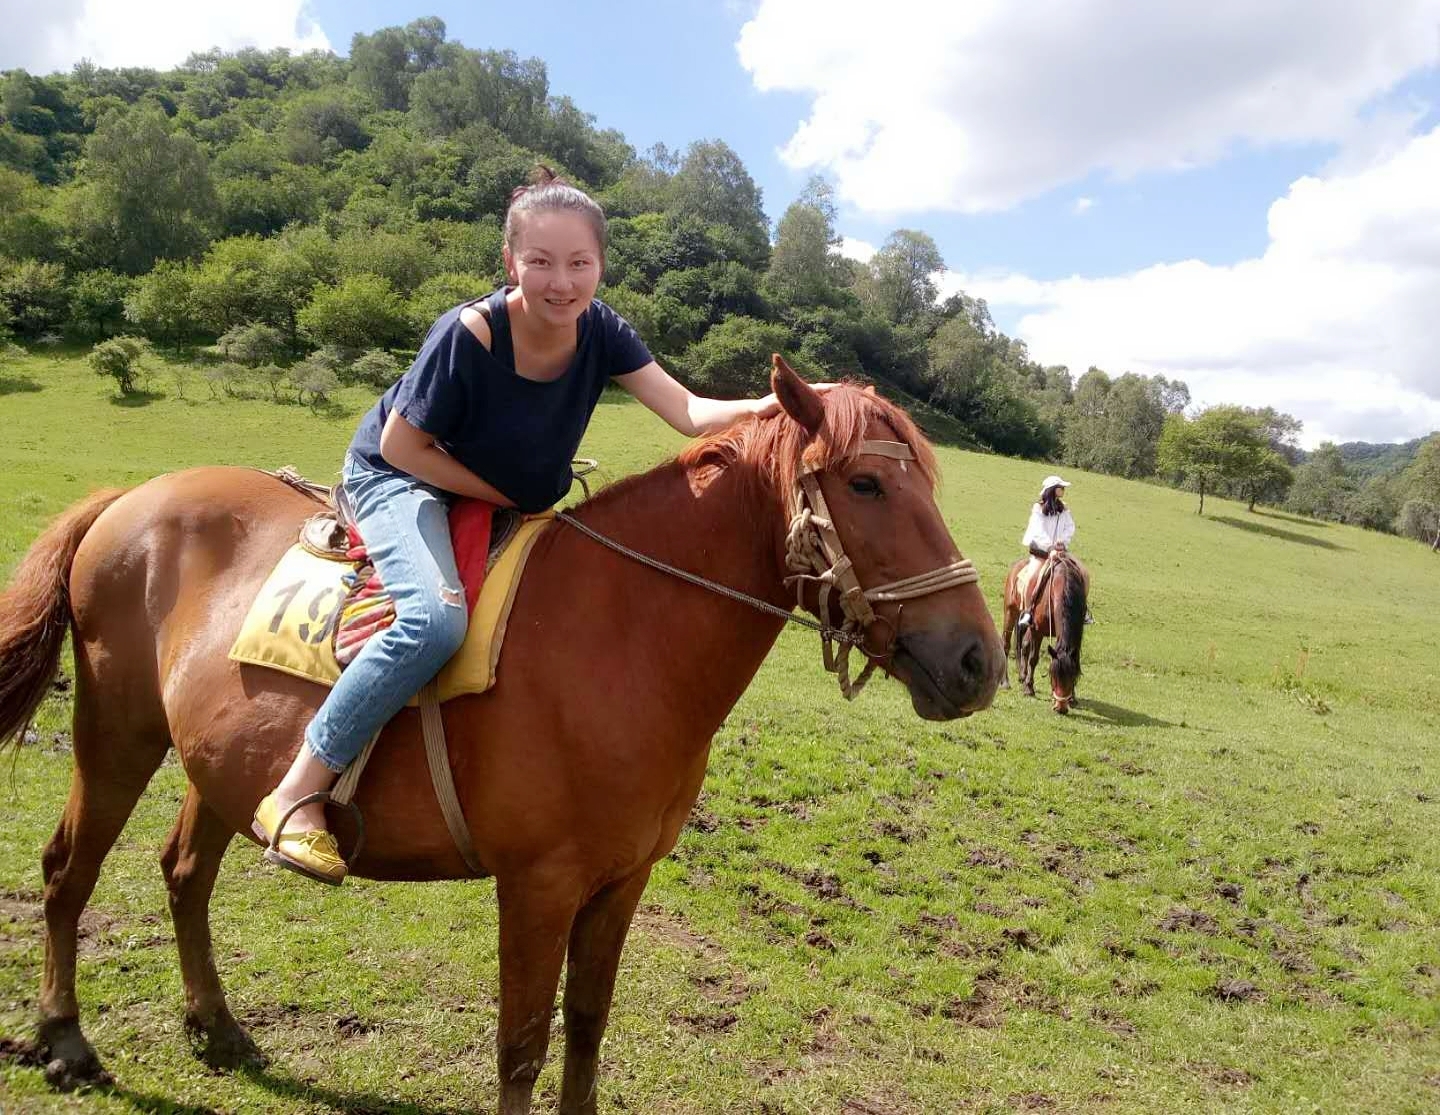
[889,626,1003,721]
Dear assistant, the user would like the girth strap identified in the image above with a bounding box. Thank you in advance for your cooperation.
[327,683,484,876]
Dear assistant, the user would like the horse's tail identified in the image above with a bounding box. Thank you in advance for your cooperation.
[0,488,128,751]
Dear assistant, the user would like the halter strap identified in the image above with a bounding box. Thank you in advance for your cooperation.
[784,439,979,698]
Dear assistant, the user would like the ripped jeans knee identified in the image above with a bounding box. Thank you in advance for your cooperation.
[305,455,469,771]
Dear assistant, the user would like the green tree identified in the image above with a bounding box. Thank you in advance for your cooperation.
[925,314,1048,456]
[600,285,704,357]
[1285,443,1353,521]
[347,348,403,388]
[1061,370,1180,478]
[1237,449,1295,512]
[63,106,218,273]
[297,275,413,352]
[673,316,792,397]
[669,140,769,269]
[1395,500,1440,551]
[859,230,944,327]
[1400,434,1440,502]
[0,167,61,260]
[289,350,342,406]
[67,268,133,337]
[1156,406,1268,514]
[408,271,488,334]
[764,177,843,308]
[337,227,438,297]
[0,258,68,336]
[1344,473,1402,531]
[281,89,370,165]
[348,18,449,112]
[216,321,287,367]
[123,261,198,343]
[88,335,152,395]
[410,47,549,142]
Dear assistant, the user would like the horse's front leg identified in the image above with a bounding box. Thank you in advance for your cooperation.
[559,868,652,1115]
[999,606,1015,690]
[495,868,581,1115]
[1020,629,1038,697]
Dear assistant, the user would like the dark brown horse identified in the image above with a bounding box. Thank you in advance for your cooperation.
[0,360,1002,1114]
[1001,553,1089,713]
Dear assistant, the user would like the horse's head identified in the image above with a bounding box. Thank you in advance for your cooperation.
[768,356,1003,719]
[1048,644,1079,713]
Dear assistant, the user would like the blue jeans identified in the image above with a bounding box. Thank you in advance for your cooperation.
[304,453,468,772]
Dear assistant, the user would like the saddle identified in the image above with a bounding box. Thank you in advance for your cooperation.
[248,467,548,878]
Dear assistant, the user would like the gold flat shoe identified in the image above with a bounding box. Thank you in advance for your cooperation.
[252,793,347,886]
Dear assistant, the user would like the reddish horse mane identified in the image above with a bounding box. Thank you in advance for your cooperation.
[580,384,939,516]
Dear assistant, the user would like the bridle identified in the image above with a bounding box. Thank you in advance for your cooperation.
[782,440,978,697]
[558,438,980,700]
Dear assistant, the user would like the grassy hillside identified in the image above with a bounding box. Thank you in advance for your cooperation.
[2,350,1438,1114]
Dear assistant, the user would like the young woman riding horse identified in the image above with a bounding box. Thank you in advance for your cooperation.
[259,167,839,886]
[1002,476,1090,712]
[0,370,1003,1110]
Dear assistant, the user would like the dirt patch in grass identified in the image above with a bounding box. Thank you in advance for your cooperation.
[0,889,118,956]
[842,1096,913,1114]
[670,1008,739,1035]
[633,905,751,1008]
[1187,1060,1255,1086]
[1159,907,1219,935]
[1211,978,1264,1003]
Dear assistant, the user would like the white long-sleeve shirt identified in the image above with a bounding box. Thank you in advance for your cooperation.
[1022,503,1075,553]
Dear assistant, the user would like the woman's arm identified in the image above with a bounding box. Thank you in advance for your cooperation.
[614,362,771,437]
[1021,506,1046,549]
[616,361,838,437]
[379,410,516,507]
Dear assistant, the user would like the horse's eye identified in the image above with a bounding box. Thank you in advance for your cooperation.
[849,475,882,498]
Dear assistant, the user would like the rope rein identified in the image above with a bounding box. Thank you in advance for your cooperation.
[558,439,980,700]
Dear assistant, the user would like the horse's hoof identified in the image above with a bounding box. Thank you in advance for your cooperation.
[186,1011,267,1071]
[35,1019,112,1091]
[43,1053,113,1091]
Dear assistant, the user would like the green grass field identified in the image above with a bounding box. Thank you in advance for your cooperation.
[2,350,1438,1114]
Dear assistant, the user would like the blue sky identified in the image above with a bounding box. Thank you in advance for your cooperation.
[6,0,1440,445]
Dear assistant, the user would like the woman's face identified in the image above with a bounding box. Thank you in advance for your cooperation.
[503,210,603,331]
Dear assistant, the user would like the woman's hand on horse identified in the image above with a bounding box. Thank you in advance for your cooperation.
[749,383,842,420]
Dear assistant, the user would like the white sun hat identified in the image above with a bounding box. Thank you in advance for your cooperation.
[1039,475,1070,495]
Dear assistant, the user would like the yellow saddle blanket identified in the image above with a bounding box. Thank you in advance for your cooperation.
[229,514,553,702]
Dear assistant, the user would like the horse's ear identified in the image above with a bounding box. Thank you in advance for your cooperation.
[863,384,877,396]
[771,354,824,436]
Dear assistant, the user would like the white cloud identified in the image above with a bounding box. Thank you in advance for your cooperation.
[737,0,1440,214]
[0,0,330,74]
[951,127,1440,446]
[838,236,877,263]
[1071,197,1096,216]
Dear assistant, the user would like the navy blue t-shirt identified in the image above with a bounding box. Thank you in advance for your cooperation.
[349,289,653,513]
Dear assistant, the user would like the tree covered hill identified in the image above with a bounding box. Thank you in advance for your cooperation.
[1,17,1435,547]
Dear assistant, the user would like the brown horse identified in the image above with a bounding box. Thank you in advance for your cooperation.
[1001,553,1088,713]
[0,360,1002,1114]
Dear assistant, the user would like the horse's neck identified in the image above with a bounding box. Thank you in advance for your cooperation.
[566,460,792,717]
[575,460,790,599]
[1050,562,1081,651]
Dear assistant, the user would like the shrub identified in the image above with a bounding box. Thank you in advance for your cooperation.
[87,335,152,395]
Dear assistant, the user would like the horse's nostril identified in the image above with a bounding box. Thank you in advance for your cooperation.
[959,637,986,682]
